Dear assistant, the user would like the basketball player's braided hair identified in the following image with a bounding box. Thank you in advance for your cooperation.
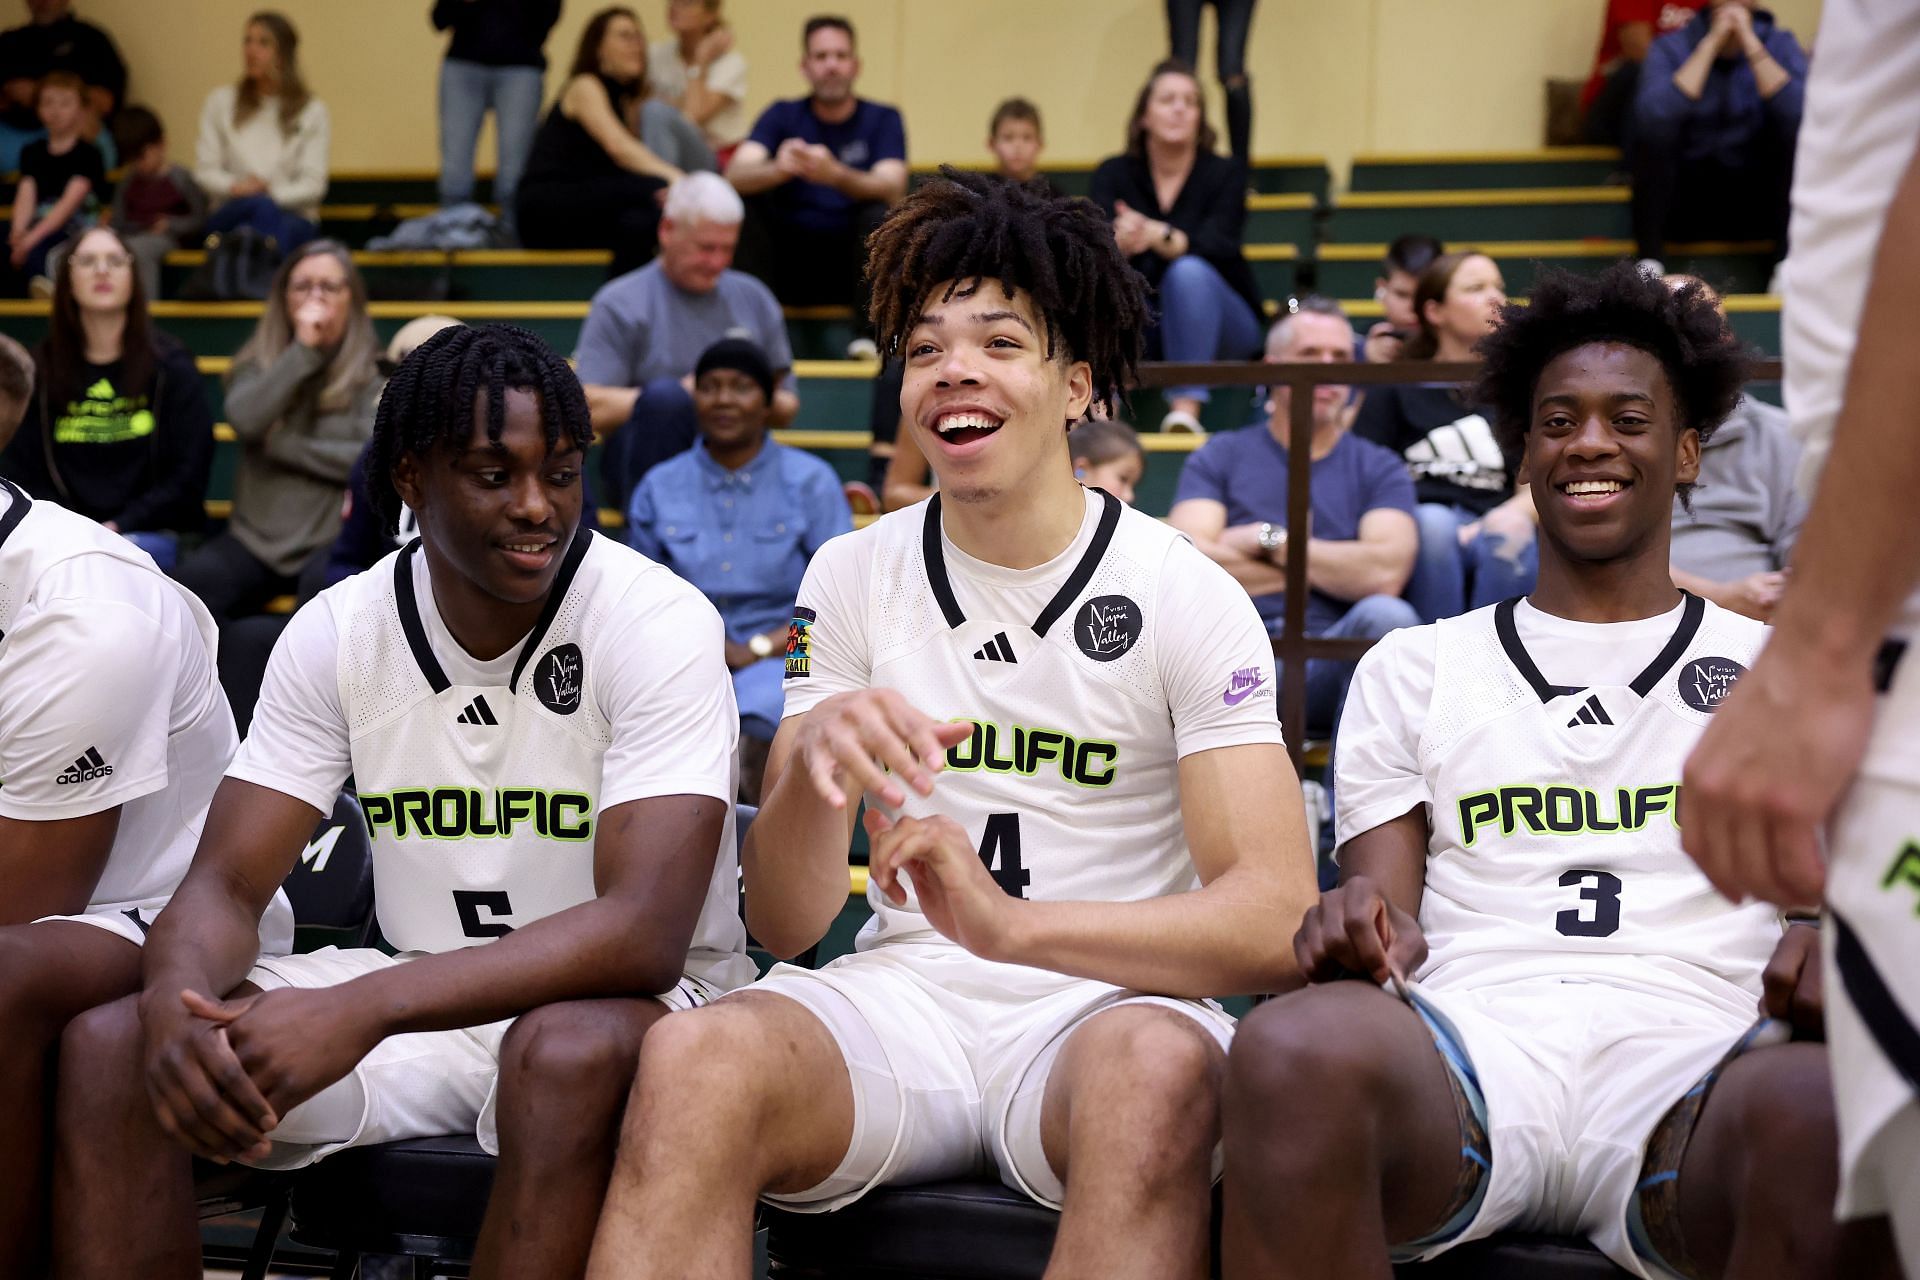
[1474,262,1750,506]
[864,167,1152,413]
[366,323,592,535]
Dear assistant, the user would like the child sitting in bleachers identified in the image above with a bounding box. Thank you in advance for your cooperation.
[102,106,207,301]
[9,71,103,296]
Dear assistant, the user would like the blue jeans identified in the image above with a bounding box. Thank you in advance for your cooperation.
[733,655,784,741]
[1167,0,1256,164]
[438,58,544,235]
[1405,502,1539,623]
[206,195,317,253]
[1276,593,1423,736]
[1152,255,1264,405]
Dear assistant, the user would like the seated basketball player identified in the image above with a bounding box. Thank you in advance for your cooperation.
[1221,265,1890,1279]
[52,325,756,1280]
[585,171,1317,1280]
[0,340,292,1277]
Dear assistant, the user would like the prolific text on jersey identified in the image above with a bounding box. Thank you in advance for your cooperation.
[1457,783,1679,847]
[943,718,1119,788]
[359,788,594,841]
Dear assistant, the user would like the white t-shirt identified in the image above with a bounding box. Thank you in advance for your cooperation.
[648,43,749,150]
[229,532,754,989]
[1336,595,1781,1012]
[0,482,288,944]
[784,489,1286,958]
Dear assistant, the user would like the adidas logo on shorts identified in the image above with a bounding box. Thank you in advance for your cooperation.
[56,746,113,785]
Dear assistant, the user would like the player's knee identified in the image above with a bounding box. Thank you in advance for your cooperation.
[57,995,143,1108]
[1227,994,1383,1127]
[498,1003,649,1111]
[1719,1047,1838,1202]
[1080,1008,1224,1141]
[633,1006,766,1118]
[0,929,73,1039]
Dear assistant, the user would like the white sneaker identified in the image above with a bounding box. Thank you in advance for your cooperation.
[1159,408,1204,434]
[845,337,879,361]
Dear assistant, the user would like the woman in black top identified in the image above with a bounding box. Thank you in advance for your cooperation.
[1351,249,1537,620]
[0,226,211,568]
[515,7,714,276]
[1090,60,1262,432]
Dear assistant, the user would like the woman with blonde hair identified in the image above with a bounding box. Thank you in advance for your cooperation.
[194,11,331,252]
[649,0,750,162]
[173,240,379,623]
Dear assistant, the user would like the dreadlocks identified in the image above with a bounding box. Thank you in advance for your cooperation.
[366,323,592,535]
[863,167,1152,411]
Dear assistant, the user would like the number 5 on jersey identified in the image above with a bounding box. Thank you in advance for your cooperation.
[977,813,1030,898]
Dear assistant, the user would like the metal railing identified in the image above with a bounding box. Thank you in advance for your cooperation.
[1136,357,1785,772]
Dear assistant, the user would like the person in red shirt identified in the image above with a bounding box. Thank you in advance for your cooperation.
[1581,0,1706,145]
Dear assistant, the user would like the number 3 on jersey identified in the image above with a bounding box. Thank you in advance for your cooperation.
[977,812,1030,898]
[1555,868,1622,937]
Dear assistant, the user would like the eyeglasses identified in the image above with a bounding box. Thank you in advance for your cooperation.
[72,253,133,272]
[288,278,349,298]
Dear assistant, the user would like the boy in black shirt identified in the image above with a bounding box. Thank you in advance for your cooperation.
[8,70,101,293]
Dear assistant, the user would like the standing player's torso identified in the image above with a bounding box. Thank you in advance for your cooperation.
[1416,596,1781,1007]
[855,492,1202,945]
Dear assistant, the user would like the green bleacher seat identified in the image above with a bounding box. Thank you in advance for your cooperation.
[1347,147,1622,192]
[1324,187,1631,244]
[163,248,613,303]
[1314,241,1779,297]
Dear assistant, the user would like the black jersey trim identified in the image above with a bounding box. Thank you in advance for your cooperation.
[1629,590,1705,697]
[1032,489,1123,639]
[0,476,31,557]
[1833,910,1920,1097]
[510,525,594,694]
[1494,597,1582,702]
[922,495,965,628]
[393,540,451,693]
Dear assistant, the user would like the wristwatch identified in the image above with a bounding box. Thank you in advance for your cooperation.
[748,632,776,659]
[1256,522,1285,556]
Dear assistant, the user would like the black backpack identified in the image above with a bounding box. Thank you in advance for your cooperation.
[182,225,283,301]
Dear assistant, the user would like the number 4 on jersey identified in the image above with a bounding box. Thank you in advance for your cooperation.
[977,812,1031,898]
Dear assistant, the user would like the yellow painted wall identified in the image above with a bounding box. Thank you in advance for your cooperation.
[85,0,1824,179]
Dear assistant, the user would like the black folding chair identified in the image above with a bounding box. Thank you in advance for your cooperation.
[198,792,376,1280]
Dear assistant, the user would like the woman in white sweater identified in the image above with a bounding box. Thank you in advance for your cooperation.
[195,11,330,252]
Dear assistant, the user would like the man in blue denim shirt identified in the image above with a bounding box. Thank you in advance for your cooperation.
[627,338,851,800]
[1630,0,1807,268]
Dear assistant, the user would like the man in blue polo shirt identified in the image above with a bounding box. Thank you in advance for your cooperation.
[1168,296,1420,734]
[724,14,906,355]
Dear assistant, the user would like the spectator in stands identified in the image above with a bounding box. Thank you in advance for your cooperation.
[1169,297,1419,732]
[0,332,30,445]
[1166,0,1256,167]
[726,15,907,357]
[1070,417,1144,506]
[0,227,211,569]
[8,70,101,294]
[173,241,379,624]
[1663,274,1804,619]
[1580,0,1705,146]
[432,0,561,246]
[574,171,796,511]
[626,337,850,804]
[650,0,751,164]
[1630,0,1805,273]
[988,96,1044,185]
[0,0,124,171]
[1353,250,1535,622]
[48,105,206,301]
[1092,59,1262,433]
[194,11,331,255]
[516,7,713,277]
[1361,232,1443,364]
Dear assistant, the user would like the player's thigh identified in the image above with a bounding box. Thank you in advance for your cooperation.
[0,919,144,1039]
[1673,1041,1836,1273]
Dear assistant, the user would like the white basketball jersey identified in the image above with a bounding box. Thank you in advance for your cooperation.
[1413,596,1781,1009]
[327,530,750,989]
[786,490,1284,954]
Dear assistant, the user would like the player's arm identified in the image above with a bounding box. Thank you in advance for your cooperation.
[0,811,120,925]
[1683,130,1920,905]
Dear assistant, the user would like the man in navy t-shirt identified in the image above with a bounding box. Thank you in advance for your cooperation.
[724,15,906,350]
[1168,297,1420,733]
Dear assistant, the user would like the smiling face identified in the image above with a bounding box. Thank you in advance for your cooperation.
[398,387,585,607]
[902,280,1091,507]
[1523,341,1698,567]
[67,228,132,314]
[801,24,857,105]
[694,366,770,455]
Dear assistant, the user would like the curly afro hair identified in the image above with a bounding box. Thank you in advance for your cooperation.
[1474,262,1752,505]
[863,167,1152,414]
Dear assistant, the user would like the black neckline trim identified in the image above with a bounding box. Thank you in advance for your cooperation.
[919,490,1124,638]
[1495,591,1705,704]
[394,540,451,693]
[0,476,31,556]
[510,525,594,693]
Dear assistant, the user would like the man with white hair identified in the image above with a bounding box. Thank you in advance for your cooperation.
[576,171,799,509]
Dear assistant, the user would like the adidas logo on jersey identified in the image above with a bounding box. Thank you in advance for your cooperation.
[972,632,1017,664]
[56,746,112,785]
[1566,695,1613,728]
[456,695,499,726]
